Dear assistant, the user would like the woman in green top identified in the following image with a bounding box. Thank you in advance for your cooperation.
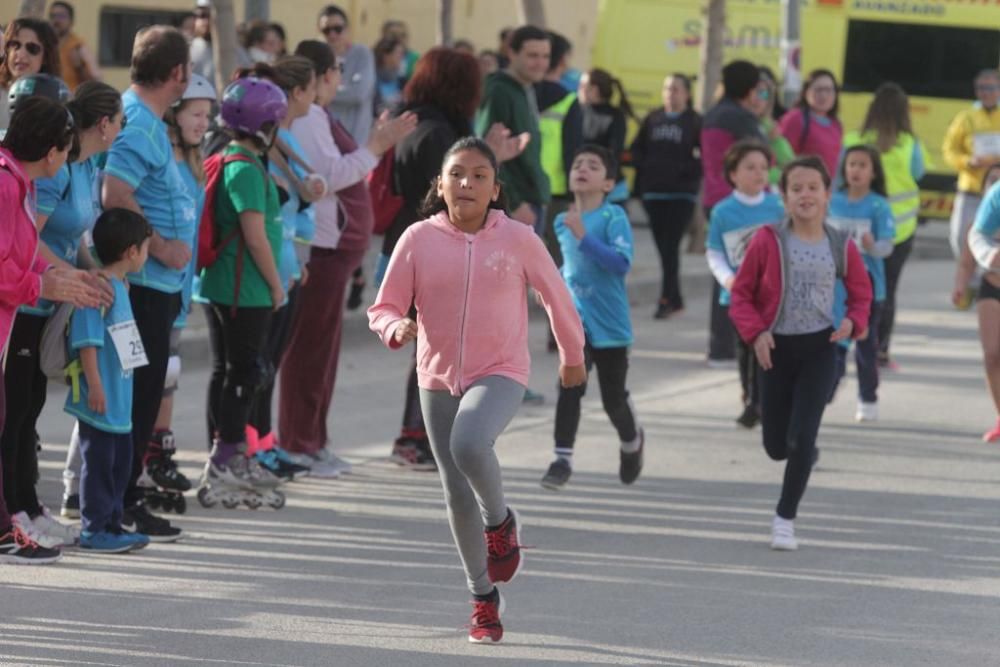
[199,77,289,502]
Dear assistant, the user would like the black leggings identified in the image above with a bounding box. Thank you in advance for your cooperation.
[125,286,181,506]
[554,344,637,449]
[709,281,737,360]
[644,199,695,307]
[878,235,914,357]
[205,303,273,446]
[249,286,299,438]
[737,338,759,411]
[760,329,836,520]
[1,313,48,516]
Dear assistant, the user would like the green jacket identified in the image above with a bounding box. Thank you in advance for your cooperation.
[475,71,550,210]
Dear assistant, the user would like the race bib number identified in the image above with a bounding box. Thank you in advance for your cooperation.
[827,216,872,252]
[722,223,767,269]
[109,320,149,371]
[973,132,1000,158]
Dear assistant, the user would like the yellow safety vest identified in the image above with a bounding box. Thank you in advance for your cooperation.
[942,105,1000,193]
[844,130,923,244]
[539,92,576,197]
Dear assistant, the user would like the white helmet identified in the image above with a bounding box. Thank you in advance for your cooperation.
[177,73,217,105]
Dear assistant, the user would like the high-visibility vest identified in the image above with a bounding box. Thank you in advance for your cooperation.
[539,92,576,197]
[844,130,922,244]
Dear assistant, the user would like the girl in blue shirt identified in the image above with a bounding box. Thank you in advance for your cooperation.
[826,145,895,422]
[2,81,123,547]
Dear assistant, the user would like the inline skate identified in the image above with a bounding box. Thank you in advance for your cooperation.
[140,430,192,514]
[197,450,285,510]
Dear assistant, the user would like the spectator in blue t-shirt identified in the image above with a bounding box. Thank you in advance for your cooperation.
[705,140,784,428]
[541,145,643,491]
[100,25,191,541]
[66,209,154,554]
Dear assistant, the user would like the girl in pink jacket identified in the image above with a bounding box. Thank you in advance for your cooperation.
[730,156,872,553]
[368,137,586,643]
[0,96,107,565]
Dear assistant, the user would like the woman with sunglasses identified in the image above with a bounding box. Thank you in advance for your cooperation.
[0,18,61,130]
[2,79,122,548]
[778,69,844,180]
[0,96,109,564]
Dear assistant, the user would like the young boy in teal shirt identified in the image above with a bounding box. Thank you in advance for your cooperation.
[66,209,154,553]
[541,145,643,490]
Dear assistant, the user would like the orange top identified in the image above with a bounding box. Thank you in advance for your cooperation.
[58,33,89,90]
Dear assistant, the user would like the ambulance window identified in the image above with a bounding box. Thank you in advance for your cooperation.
[99,8,192,67]
[842,20,1000,99]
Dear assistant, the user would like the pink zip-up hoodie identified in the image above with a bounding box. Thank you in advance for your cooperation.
[0,148,49,354]
[368,209,585,396]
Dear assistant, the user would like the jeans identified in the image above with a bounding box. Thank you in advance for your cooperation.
[125,286,181,506]
[205,304,273,446]
[554,344,638,449]
[79,421,132,534]
[644,199,695,307]
[759,329,836,520]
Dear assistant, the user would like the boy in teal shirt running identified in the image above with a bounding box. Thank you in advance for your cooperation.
[66,209,154,553]
[542,145,643,490]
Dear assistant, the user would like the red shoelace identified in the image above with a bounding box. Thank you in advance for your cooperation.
[469,599,501,630]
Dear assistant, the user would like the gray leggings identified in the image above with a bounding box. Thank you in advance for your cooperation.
[420,375,525,595]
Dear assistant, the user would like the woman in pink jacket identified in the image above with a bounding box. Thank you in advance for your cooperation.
[368,137,586,644]
[730,156,871,553]
[0,96,108,564]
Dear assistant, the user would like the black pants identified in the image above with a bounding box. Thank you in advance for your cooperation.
[206,303,273,445]
[249,286,299,438]
[829,299,883,404]
[125,286,181,506]
[878,235,914,357]
[1,313,48,516]
[760,329,836,520]
[554,344,637,449]
[737,338,759,411]
[644,199,695,307]
[709,282,737,361]
[79,422,132,534]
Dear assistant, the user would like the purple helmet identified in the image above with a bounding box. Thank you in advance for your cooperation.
[220,77,287,141]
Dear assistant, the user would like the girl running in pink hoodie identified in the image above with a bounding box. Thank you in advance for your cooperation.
[368,137,586,644]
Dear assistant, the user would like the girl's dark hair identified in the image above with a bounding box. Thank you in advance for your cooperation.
[92,208,153,266]
[294,39,336,77]
[271,55,315,93]
[0,19,61,88]
[374,37,402,69]
[757,65,786,120]
[1,96,74,162]
[66,81,123,162]
[797,69,839,119]
[572,143,617,179]
[404,47,481,121]
[838,144,888,198]
[723,139,773,187]
[420,137,508,217]
[779,155,831,193]
[243,19,276,49]
[586,68,637,121]
[667,72,694,111]
[861,82,912,153]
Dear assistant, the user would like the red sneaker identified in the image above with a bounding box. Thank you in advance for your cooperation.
[485,507,523,583]
[468,590,505,643]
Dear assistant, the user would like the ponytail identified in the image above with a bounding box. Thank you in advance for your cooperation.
[612,77,638,122]
[586,68,638,121]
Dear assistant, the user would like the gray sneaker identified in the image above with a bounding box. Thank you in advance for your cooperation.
[540,458,572,490]
[314,448,353,475]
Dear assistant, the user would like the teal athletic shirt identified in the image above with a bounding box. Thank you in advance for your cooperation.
[707,192,785,306]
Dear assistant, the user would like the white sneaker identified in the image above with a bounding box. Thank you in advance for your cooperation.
[707,357,737,370]
[32,507,80,546]
[13,512,62,550]
[855,401,878,422]
[314,448,353,476]
[770,515,798,551]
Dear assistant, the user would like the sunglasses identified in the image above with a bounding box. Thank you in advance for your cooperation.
[322,24,346,35]
[6,40,43,57]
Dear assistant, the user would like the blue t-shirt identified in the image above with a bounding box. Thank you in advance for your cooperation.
[707,192,785,305]
[21,158,101,316]
[974,180,1000,238]
[272,128,308,292]
[827,191,895,302]
[555,202,634,348]
[64,278,137,434]
[173,160,206,329]
[104,89,196,294]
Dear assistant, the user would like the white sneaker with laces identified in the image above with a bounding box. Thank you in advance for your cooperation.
[33,507,80,546]
[770,515,798,551]
[855,401,878,422]
[13,512,62,550]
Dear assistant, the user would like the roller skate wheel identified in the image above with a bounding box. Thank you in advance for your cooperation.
[222,497,240,509]
[268,491,286,510]
[244,496,262,510]
[175,494,188,514]
[196,486,217,508]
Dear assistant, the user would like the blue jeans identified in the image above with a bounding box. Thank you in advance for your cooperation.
[79,422,132,533]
